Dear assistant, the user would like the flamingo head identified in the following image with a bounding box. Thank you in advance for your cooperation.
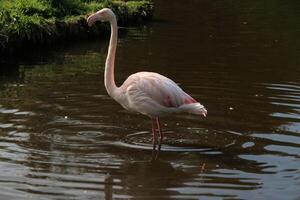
[87,8,115,27]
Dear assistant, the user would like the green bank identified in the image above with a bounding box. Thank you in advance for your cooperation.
[0,0,153,59]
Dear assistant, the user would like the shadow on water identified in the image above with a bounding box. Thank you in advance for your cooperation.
[0,0,300,199]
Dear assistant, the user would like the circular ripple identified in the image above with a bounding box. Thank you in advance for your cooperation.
[39,127,107,148]
[119,129,239,152]
[77,130,105,138]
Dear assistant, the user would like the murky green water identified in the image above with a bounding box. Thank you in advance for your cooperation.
[1,0,300,199]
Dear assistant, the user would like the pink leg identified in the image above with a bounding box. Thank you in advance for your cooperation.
[152,118,158,150]
[156,117,164,145]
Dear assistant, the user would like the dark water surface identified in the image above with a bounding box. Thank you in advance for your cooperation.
[1,0,300,199]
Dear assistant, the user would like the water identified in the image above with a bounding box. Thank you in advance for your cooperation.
[1,0,300,199]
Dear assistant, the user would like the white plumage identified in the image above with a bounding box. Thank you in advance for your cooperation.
[117,72,206,117]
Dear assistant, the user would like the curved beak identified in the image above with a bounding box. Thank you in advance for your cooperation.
[87,13,97,27]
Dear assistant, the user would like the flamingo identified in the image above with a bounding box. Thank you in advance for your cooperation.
[87,8,207,150]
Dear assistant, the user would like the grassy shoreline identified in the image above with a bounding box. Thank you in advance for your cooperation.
[0,0,154,60]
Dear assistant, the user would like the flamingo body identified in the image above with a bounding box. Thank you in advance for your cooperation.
[116,71,206,117]
[87,8,207,150]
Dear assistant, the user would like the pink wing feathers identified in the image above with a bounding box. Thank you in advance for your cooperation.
[117,72,207,117]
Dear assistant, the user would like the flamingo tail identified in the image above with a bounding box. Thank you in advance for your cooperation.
[178,103,207,117]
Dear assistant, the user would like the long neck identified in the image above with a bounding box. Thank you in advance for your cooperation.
[104,15,118,98]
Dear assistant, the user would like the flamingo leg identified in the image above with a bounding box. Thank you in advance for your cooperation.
[156,117,163,151]
[152,118,158,150]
